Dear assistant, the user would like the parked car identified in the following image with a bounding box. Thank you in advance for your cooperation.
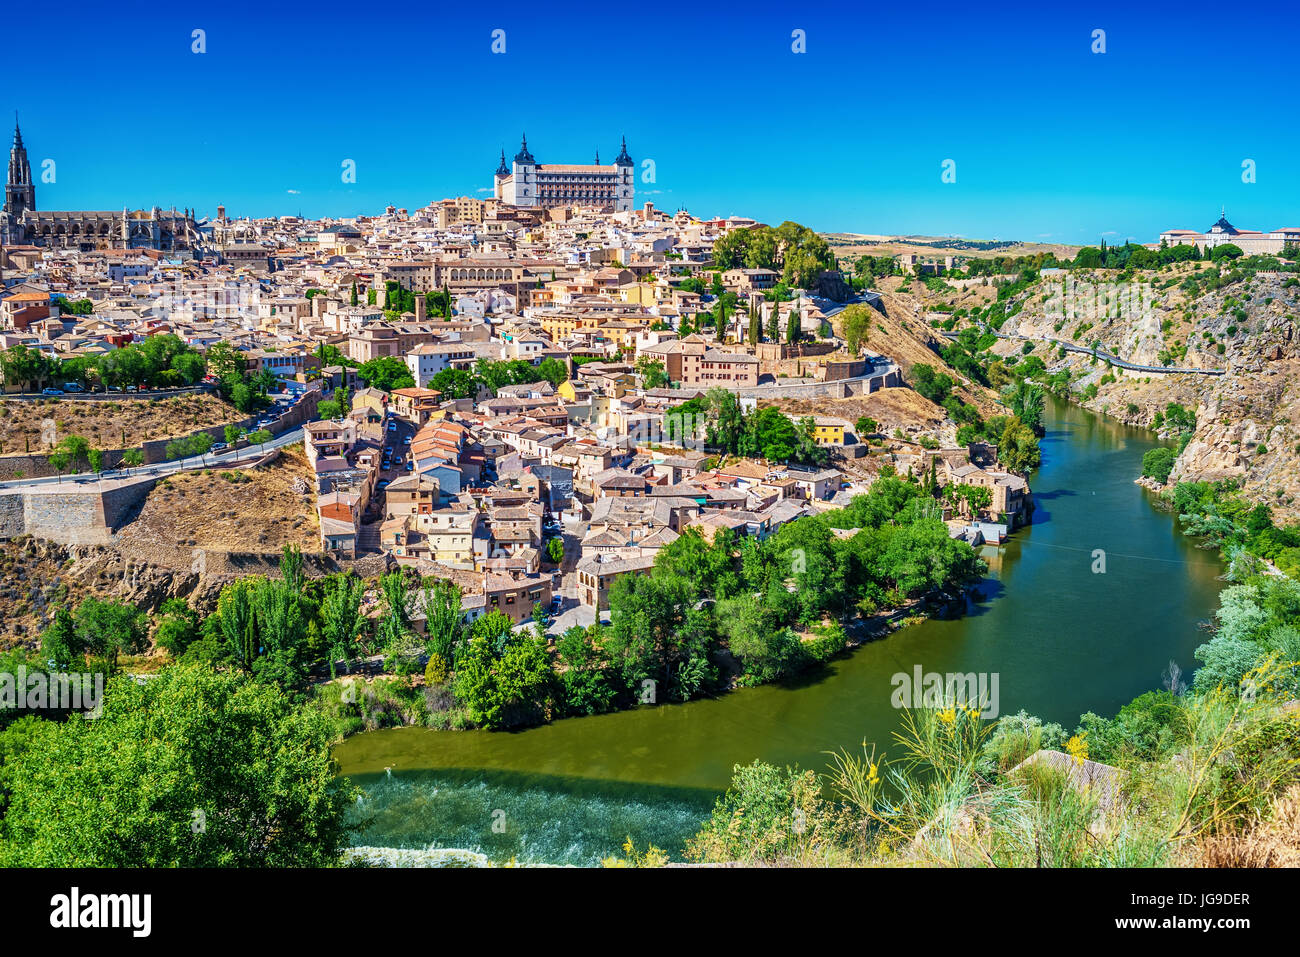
[125,385,138,393]
[62,382,84,393]
[210,442,228,453]
[41,387,64,396]
[405,462,414,471]
[376,479,390,491]
[402,436,411,445]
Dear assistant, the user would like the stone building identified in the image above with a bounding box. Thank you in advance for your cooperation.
[494,135,634,212]
[2,118,200,251]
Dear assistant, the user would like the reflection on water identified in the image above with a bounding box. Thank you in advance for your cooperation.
[337,397,1222,864]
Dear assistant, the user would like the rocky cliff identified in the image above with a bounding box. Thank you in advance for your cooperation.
[986,265,1300,515]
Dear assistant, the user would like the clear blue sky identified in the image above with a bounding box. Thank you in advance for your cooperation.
[9,0,1299,244]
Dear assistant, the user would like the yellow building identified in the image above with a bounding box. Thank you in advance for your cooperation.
[619,282,660,308]
[812,417,848,446]
[539,312,579,342]
[557,378,581,403]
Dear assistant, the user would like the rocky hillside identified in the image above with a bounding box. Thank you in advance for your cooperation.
[983,264,1300,515]
[0,534,390,654]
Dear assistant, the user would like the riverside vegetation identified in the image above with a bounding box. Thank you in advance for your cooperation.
[0,465,987,865]
[634,452,1300,867]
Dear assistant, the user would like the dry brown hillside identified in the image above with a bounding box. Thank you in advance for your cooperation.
[0,393,242,454]
[113,444,321,564]
[827,285,1001,411]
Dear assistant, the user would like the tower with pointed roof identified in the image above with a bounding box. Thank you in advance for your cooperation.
[493,148,510,201]
[492,134,634,211]
[2,114,201,251]
[3,115,35,242]
[612,135,634,211]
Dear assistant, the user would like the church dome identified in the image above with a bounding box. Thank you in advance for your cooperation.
[1209,208,1239,234]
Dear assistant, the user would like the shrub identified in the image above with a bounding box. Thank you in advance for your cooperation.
[1141,447,1176,484]
[424,652,448,686]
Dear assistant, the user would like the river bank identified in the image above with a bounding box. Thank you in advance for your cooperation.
[334,396,1224,864]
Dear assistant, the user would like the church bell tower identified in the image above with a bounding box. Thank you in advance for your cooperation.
[5,115,35,221]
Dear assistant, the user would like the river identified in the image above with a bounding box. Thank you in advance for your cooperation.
[334,397,1223,865]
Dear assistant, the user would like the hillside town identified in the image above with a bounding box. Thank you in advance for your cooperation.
[0,128,1034,631]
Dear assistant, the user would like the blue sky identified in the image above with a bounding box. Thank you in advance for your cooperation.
[9,0,1299,244]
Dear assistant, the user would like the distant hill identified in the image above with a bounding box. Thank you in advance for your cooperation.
[823,233,1082,261]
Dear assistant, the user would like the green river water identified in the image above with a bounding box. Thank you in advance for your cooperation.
[335,397,1224,864]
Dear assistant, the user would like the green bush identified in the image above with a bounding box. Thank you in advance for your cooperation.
[1141,447,1176,484]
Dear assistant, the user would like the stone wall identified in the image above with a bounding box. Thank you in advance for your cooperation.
[754,341,839,362]
[0,478,159,545]
[819,359,870,381]
[738,368,901,401]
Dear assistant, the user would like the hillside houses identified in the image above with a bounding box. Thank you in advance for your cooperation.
[1,195,1033,633]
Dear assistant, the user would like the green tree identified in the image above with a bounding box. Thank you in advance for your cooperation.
[765,309,780,342]
[38,607,80,671]
[840,304,873,353]
[1141,447,1176,484]
[154,598,201,658]
[0,666,356,866]
[536,357,569,387]
[555,625,617,716]
[419,578,464,666]
[1002,381,1046,433]
[357,356,415,392]
[998,419,1042,475]
[453,633,554,729]
[635,357,669,390]
[320,573,365,677]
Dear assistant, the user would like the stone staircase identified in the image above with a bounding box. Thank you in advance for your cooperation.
[356,521,383,555]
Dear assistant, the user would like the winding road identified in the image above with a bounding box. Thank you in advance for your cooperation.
[941,328,1225,376]
[0,427,305,490]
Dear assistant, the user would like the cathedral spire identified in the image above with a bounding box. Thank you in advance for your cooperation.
[513,133,535,165]
[5,110,35,222]
[614,135,633,168]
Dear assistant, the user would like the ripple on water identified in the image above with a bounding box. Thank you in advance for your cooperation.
[347,769,718,867]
